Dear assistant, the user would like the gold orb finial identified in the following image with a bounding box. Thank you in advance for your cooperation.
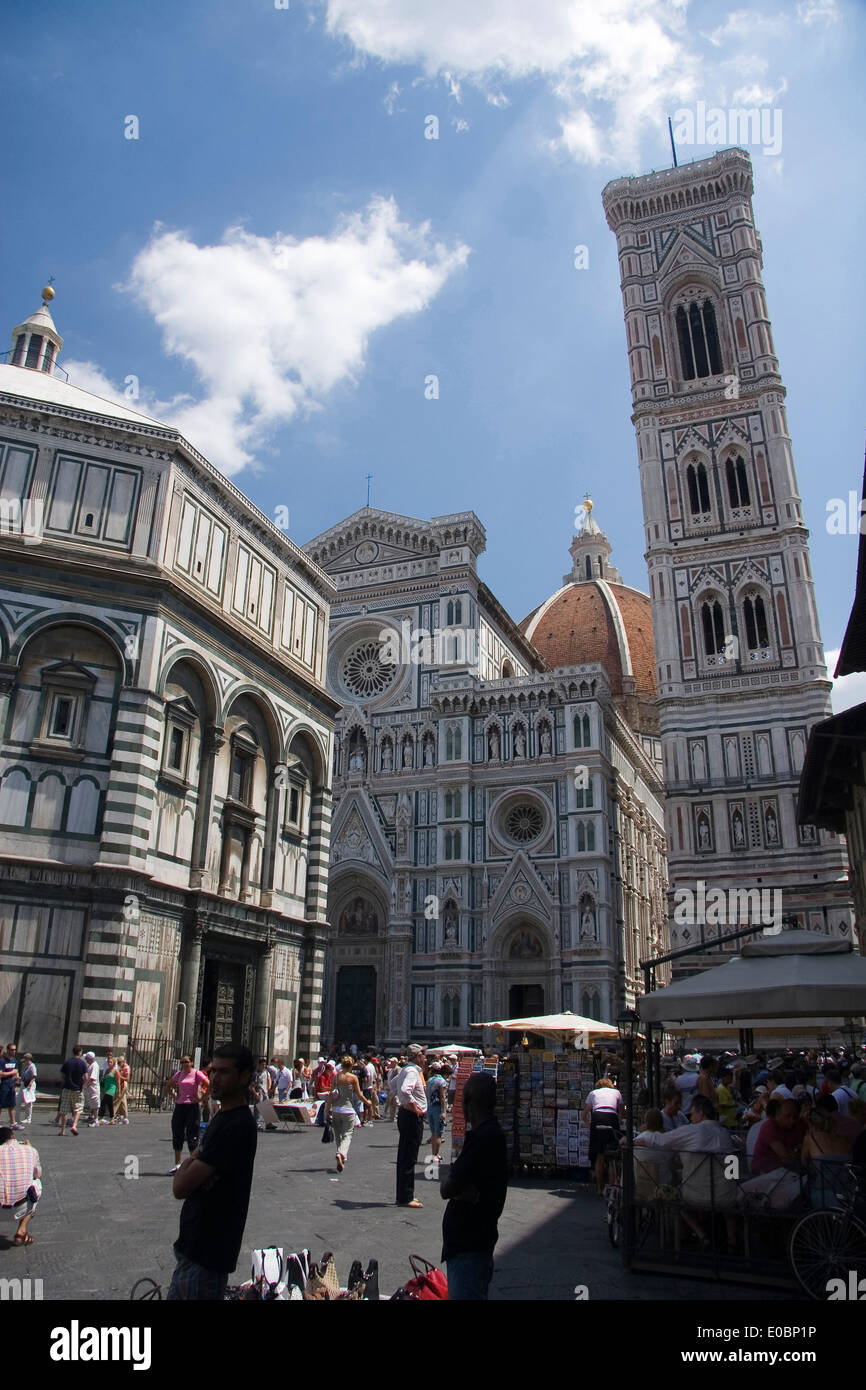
[41,284,55,304]
[583,492,593,514]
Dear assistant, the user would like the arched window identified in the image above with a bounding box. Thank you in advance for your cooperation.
[676,298,722,380]
[686,461,711,515]
[743,593,769,650]
[700,599,726,657]
[446,600,454,625]
[576,822,585,852]
[726,455,750,508]
[454,599,462,624]
[581,989,601,1020]
[444,828,462,860]
[574,712,591,748]
[444,789,462,819]
[442,990,461,1029]
[585,555,592,580]
[445,725,462,761]
[586,821,595,851]
[575,778,594,809]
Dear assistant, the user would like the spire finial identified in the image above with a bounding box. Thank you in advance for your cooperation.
[42,279,55,304]
[583,491,593,514]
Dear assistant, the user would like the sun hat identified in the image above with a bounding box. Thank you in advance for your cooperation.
[84,1051,95,1060]
[407,1044,425,1059]
[680,1057,699,1071]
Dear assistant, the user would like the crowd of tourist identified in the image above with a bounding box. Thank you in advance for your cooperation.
[628,1048,866,1249]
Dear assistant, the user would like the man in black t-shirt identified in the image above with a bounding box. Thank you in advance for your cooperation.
[167,1043,257,1300]
[440,1072,507,1300]
[58,1046,88,1137]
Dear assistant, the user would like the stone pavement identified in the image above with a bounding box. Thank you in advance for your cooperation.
[1,1106,794,1301]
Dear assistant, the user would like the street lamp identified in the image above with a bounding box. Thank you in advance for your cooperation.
[616,1008,639,1269]
[842,1018,863,1061]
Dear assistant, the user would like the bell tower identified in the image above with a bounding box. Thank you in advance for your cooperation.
[602,148,853,965]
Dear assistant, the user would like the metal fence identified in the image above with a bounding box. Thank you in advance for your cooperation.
[126,1036,192,1112]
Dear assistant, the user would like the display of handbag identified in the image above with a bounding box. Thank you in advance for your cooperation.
[321,1119,334,1143]
[304,1250,340,1300]
[391,1254,449,1300]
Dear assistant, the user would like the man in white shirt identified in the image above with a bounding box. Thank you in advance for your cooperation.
[661,1090,689,1131]
[395,1045,427,1208]
[672,1058,700,1116]
[364,1056,380,1121]
[637,1095,738,1244]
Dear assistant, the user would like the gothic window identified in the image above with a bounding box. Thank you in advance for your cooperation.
[700,599,726,657]
[577,822,585,852]
[470,983,482,1021]
[412,985,435,1029]
[675,298,722,380]
[504,803,544,843]
[726,455,751,508]
[341,639,398,699]
[574,712,591,748]
[445,725,462,760]
[444,828,462,860]
[585,555,592,579]
[501,660,514,678]
[445,598,463,625]
[442,990,461,1030]
[742,593,769,651]
[229,745,255,804]
[581,989,601,1020]
[444,789,462,819]
[686,461,711,515]
[575,778,594,809]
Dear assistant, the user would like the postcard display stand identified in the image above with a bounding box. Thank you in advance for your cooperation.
[450,1056,503,1162]
[516,1049,595,1174]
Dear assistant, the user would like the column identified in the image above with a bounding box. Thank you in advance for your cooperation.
[190,724,224,890]
[297,926,327,1058]
[178,918,206,1047]
[253,935,275,1056]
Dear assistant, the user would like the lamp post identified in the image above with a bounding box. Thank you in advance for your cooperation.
[842,1018,862,1062]
[616,1007,639,1269]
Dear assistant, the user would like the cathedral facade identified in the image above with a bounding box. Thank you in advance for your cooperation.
[602,147,855,969]
[304,505,669,1051]
[0,293,337,1067]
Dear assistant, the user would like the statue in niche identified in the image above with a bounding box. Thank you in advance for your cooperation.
[488,727,500,760]
[348,741,366,773]
[731,810,745,847]
[402,740,414,769]
[513,728,526,758]
[509,929,543,959]
[423,737,435,767]
[697,814,711,849]
[580,908,596,940]
[381,740,393,771]
[765,807,779,844]
[443,904,458,943]
[692,744,706,783]
[540,726,552,755]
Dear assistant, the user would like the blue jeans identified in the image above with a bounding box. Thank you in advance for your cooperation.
[446,1251,494,1301]
[167,1249,228,1301]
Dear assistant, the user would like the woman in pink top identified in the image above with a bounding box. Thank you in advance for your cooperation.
[167,1056,209,1174]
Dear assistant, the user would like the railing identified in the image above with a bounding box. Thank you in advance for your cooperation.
[0,349,69,382]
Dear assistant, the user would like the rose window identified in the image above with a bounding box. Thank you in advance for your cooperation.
[505,804,544,843]
[341,640,397,698]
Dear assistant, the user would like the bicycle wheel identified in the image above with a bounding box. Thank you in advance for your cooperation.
[606,1188,622,1247]
[129,1277,163,1301]
[789,1209,866,1300]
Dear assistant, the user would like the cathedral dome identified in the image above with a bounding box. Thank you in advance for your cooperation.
[520,499,657,729]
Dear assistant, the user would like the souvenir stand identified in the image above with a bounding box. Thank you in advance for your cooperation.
[469,1012,620,1176]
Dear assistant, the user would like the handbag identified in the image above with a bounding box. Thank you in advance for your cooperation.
[304,1251,340,1301]
[322,1119,334,1143]
[395,1254,449,1301]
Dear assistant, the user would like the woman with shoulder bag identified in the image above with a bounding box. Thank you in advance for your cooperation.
[325,1057,371,1173]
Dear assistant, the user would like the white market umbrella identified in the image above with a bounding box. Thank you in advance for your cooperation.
[471,1011,618,1040]
[426,1044,482,1055]
[639,930,866,1026]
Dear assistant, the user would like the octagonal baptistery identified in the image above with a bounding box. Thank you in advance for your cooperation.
[520,500,659,738]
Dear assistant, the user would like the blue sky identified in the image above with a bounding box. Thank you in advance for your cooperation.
[2,0,864,701]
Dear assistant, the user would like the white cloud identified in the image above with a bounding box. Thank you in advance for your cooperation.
[383,81,402,115]
[826,649,866,714]
[86,200,468,477]
[314,0,712,166]
[796,0,839,25]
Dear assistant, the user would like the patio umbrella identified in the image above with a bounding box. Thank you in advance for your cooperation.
[639,929,866,1025]
[470,1011,618,1040]
[426,1044,482,1055]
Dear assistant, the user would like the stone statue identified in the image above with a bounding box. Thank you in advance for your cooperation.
[732,811,745,847]
[488,727,500,760]
[765,808,779,843]
[698,815,710,849]
[402,740,414,769]
[513,728,526,758]
[580,909,595,940]
[348,744,366,773]
[423,738,434,767]
[540,726,552,754]
[381,740,393,771]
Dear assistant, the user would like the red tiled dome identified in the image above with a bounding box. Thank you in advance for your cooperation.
[520,580,657,698]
